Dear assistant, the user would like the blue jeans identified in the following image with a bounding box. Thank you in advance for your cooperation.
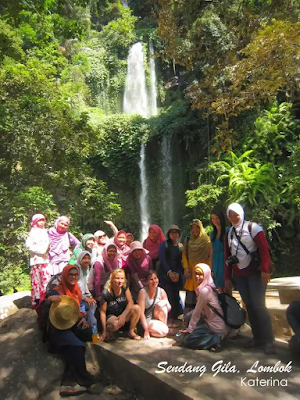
[234,272,274,343]
[83,300,97,328]
[287,301,300,337]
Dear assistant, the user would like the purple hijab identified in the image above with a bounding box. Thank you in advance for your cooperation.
[48,216,72,259]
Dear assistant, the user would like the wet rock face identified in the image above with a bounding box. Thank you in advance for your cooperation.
[0,291,31,320]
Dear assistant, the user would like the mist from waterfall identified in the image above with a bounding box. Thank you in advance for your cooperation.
[161,136,174,232]
[123,42,150,241]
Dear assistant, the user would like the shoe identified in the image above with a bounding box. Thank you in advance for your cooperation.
[87,383,103,395]
[264,343,276,355]
[60,384,87,397]
[244,339,262,349]
[210,343,222,353]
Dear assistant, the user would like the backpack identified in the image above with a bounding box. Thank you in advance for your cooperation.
[208,290,246,329]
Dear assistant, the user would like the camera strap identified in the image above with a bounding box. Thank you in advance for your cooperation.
[233,225,255,256]
[230,223,244,256]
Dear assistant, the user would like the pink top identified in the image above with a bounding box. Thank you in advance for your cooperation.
[187,263,228,336]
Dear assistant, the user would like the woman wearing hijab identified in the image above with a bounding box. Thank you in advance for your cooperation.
[159,225,183,328]
[114,230,130,267]
[126,241,152,301]
[126,233,134,246]
[75,251,97,328]
[25,214,50,307]
[210,209,229,292]
[69,233,95,265]
[224,203,275,354]
[182,219,211,314]
[143,225,165,271]
[48,216,79,275]
[182,264,227,351]
[88,243,121,301]
[47,264,101,396]
[92,220,118,258]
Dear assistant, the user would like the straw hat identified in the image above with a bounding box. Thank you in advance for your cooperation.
[49,295,79,330]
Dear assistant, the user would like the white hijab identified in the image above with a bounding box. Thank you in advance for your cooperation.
[227,203,262,269]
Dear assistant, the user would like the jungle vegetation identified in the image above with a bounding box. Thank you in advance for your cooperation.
[0,0,299,292]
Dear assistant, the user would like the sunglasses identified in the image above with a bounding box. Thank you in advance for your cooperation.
[169,230,180,234]
[68,273,79,277]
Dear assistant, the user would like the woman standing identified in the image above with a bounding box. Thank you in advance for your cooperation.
[88,243,121,301]
[93,220,118,258]
[99,269,141,341]
[138,270,171,339]
[48,216,79,275]
[143,225,165,271]
[159,225,183,327]
[114,231,130,267]
[126,241,152,301]
[224,203,275,354]
[182,219,211,314]
[182,264,227,351]
[26,214,50,308]
[69,233,95,265]
[210,209,228,292]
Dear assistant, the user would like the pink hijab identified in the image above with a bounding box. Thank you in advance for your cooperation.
[48,216,70,258]
[144,225,165,260]
[195,263,215,296]
[102,243,121,272]
[28,214,47,242]
[114,230,130,254]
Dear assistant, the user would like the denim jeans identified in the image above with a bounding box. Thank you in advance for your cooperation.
[234,272,274,343]
[83,300,97,329]
[286,300,300,337]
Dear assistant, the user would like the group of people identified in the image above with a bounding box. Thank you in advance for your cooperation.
[25,203,278,396]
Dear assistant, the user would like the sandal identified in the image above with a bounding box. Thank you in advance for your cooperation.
[60,384,87,397]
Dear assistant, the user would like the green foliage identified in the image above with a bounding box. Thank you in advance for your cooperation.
[95,114,149,182]
[217,151,279,208]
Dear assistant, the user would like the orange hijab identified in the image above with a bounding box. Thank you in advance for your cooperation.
[53,264,82,310]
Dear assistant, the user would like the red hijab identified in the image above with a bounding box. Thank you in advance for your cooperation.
[54,264,82,310]
[144,224,165,260]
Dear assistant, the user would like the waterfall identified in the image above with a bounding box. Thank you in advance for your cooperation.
[149,41,157,117]
[123,42,150,241]
[124,42,149,118]
[161,136,174,232]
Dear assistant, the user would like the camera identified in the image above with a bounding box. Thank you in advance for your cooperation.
[225,255,239,267]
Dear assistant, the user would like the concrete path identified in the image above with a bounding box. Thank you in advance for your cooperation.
[94,332,300,400]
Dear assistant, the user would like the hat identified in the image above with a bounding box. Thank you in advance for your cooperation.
[125,241,149,255]
[167,225,181,236]
[49,295,79,330]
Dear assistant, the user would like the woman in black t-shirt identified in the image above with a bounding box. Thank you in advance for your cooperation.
[99,269,141,341]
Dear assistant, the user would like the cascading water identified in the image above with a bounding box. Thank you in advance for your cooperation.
[161,135,174,232]
[123,42,150,240]
[124,43,149,118]
[149,41,157,117]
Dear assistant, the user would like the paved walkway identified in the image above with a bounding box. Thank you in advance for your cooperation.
[94,331,300,400]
